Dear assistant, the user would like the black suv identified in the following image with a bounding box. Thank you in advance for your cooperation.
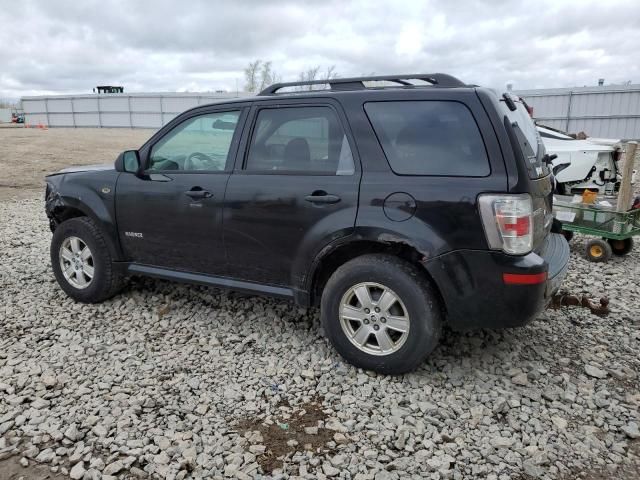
[45,74,569,374]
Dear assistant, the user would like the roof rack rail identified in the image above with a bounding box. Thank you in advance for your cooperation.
[258,73,466,95]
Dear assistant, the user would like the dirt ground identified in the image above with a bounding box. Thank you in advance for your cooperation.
[0,126,154,201]
[0,456,68,480]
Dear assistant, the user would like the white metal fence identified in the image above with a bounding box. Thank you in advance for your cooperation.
[23,85,640,139]
[21,92,246,129]
[515,84,640,140]
[0,108,12,123]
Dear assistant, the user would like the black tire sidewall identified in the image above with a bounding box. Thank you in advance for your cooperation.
[321,256,441,374]
[608,238,633,256]
[51,218,113,303]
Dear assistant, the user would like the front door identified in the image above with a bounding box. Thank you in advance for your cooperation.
[224,103,361,287]
[116,108,245,275]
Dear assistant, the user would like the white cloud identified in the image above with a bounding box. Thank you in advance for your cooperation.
[1,0,639,99]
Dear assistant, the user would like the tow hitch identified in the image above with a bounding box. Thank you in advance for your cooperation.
[550,293,610,317]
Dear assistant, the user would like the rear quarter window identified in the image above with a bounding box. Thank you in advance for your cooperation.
[364,101,490,176]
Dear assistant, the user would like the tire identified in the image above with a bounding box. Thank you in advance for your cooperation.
[608,238,634,256]
[584,238,612,263]
[562,230,574,242]
[51,217,124,303]
[320,254,442,374]
[554,182,567,195]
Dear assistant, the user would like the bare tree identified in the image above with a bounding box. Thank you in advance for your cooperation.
[244,60,281,93]
[323,65,337,81]
[259,61,278,92]
[244,60,262,93]
[296,65,337,90]
[246,61,337,93]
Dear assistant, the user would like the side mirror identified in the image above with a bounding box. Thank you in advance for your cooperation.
[115,150,141,174]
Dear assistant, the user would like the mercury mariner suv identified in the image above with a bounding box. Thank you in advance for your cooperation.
[45,73,570,374]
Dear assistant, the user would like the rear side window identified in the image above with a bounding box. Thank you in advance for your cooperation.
[364,101,490,176]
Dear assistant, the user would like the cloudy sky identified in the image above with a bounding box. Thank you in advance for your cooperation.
[1,0,640,99]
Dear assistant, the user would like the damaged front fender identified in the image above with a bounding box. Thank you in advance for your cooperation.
[43,170,123,261]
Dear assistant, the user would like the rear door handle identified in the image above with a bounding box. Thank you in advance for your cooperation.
[305,192,341,204]
[185,189,213,199]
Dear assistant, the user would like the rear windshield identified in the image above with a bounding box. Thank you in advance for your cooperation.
[364,101,490,177]
[500,95,549,178]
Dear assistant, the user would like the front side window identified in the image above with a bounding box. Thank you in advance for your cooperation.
[245,106,354,175]
[149,111,241,172]
[365,101,490,176]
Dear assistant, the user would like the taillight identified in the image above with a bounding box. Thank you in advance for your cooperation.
[478,194,534,254]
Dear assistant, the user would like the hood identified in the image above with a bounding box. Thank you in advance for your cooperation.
[542,137,615,153]
[536,125,621,149]
[47,163,114,177]
[586,137,622,147]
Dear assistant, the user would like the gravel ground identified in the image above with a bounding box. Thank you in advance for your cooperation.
[1,196,639,480]
[1,131,639,479]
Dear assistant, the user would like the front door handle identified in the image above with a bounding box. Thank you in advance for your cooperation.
[305,191,341,204]
[185,189,213,199]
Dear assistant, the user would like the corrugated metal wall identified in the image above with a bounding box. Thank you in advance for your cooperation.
[0,108,12,123]
[23,86,640,139]
[515,84,640,140]
[21,92,246,129]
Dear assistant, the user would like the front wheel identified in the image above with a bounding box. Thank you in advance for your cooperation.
[321,254,442,374]
[51,217,124,303]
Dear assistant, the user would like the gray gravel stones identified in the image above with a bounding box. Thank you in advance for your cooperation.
[1,198,640,479]
[585,364,608,379]
[69,462,85,479]
[622,422,640,439]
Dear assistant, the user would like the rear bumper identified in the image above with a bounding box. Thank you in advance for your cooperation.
[425,233,570,330]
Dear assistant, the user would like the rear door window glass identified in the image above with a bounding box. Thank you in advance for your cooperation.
[246,106,354,175]
[364,101,490,176]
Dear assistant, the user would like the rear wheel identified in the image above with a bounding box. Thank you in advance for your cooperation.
[608,237,634,256]
[321,254,442,374]
[585,238,612,263]
[51,217,124,303]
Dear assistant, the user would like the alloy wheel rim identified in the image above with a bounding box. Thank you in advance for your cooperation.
[339,282,410,356]
[59,236,94,289]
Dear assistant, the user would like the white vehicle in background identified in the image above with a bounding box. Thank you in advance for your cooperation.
[536,125,632,195]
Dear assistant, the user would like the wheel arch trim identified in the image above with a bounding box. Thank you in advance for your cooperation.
[304,232,447,315]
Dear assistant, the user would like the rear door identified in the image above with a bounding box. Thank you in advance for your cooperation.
[223,100,360,288]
